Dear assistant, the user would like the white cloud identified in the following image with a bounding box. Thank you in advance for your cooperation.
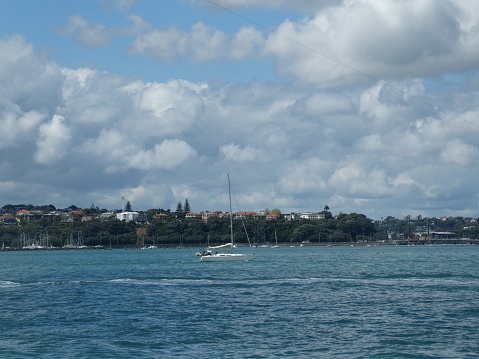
[34,115,72,165]
[60,15,116,47]
[0,35,62,111]
[198,0,337,12]
[0,101,46,149]
[61,68,126,125]
[101,0,140,11]
[264,0,479,87]
[390,173,417,187]
[3,4,479,218]
[77,128,126,157]
[130,20,264,62]
[330,165,391,198]
[298,92,353,116]
[127,139,197,170]
[219,143,264,163]
[440,139,478,167]
[130,26,186,61]
[77,129,196,173]
[135,80,204,136]
[278,158,329,195]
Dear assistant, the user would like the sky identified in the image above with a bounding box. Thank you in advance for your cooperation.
[1,0,479,220]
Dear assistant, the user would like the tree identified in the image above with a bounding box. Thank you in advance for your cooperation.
[336,213,375,241]
[271,208,282,216]
[291,223,316,242]
[176,201,183,217]
[125,201,132,212]
[321,205,332,219]
[184,198,191,213]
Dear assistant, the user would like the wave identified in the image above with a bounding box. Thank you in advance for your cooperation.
[0,280,20,287]
[109,278,216,286]
[106,275,479,289]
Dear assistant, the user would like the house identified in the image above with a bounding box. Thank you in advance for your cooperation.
[265,213,279,220]
[235,211,262,220]
[1,213,17,225]
[116,211,139,221]
[136,215,148,224]
[16,209,30,217]
[201,211,219,221]
[283,213,301,221]
[152,212,169,221]
[300,212,326,220]
[61,214,74,223]
[99,212,115,219]
[201,211,230,221]
[185,211,201,219]
[70,209,84,220]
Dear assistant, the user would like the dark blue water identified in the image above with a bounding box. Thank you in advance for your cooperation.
[1,245,478,358]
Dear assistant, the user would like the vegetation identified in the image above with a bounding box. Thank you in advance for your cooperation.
[1,203,478,249]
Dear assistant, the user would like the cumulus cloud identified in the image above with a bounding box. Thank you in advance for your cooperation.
[330,165,391,198]
[34,115,72,165]
[136,80,205,136]
[76,128,126,158]
[59,15,116,47]
[127,140,197,170]
[440,139,478,167]
[0,102,46,149]
[198,0,338,12]
[101,0,140,11]
[279,158,329,195]
[219,143,264,163]
[264,0,479,87]
[3,3,479,218]
[0,35,62,111]
[77,130,196,173]
[130,20,264,62]
[60,68,128,125]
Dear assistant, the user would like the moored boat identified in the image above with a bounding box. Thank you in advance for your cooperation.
[198,174,254,262]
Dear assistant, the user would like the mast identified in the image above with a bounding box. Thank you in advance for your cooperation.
[228,174,234,245]
[427,218,430,241]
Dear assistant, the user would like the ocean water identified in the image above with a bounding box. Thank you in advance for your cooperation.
[1,245,479,358]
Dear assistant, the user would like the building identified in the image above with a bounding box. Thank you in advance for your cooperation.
[300,212,326,220]
[116,211,139,221]
[236,211,263,220]
[265,213,279,220]
[185,211,201,219]
[284,213,301,221]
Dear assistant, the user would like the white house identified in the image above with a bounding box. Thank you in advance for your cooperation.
[116,211,139,221]
[300,212,326,220]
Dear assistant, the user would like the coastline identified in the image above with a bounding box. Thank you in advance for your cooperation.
[2,238,478,251]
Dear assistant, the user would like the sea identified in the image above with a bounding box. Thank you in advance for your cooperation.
[1,244,479,358]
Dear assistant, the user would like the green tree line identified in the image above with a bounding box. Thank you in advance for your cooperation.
[3,202,478,248]
[1,211,379,248]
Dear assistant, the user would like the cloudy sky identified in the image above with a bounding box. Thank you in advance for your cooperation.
[1,0,479,219]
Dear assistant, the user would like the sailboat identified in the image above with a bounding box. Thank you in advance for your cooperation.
[198,174,254,262]
[271,230,280,248]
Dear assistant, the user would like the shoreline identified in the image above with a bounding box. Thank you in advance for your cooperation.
[2,238,478,251]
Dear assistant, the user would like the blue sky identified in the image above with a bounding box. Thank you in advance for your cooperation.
[1,0,288,83]
[2,0,479,219]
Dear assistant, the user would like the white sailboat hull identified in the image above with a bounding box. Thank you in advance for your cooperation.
[200,253,254,262]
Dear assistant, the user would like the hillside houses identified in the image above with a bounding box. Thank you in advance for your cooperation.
[184,210,319,222]
[0,205,333,226]
[0,207,116,225]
